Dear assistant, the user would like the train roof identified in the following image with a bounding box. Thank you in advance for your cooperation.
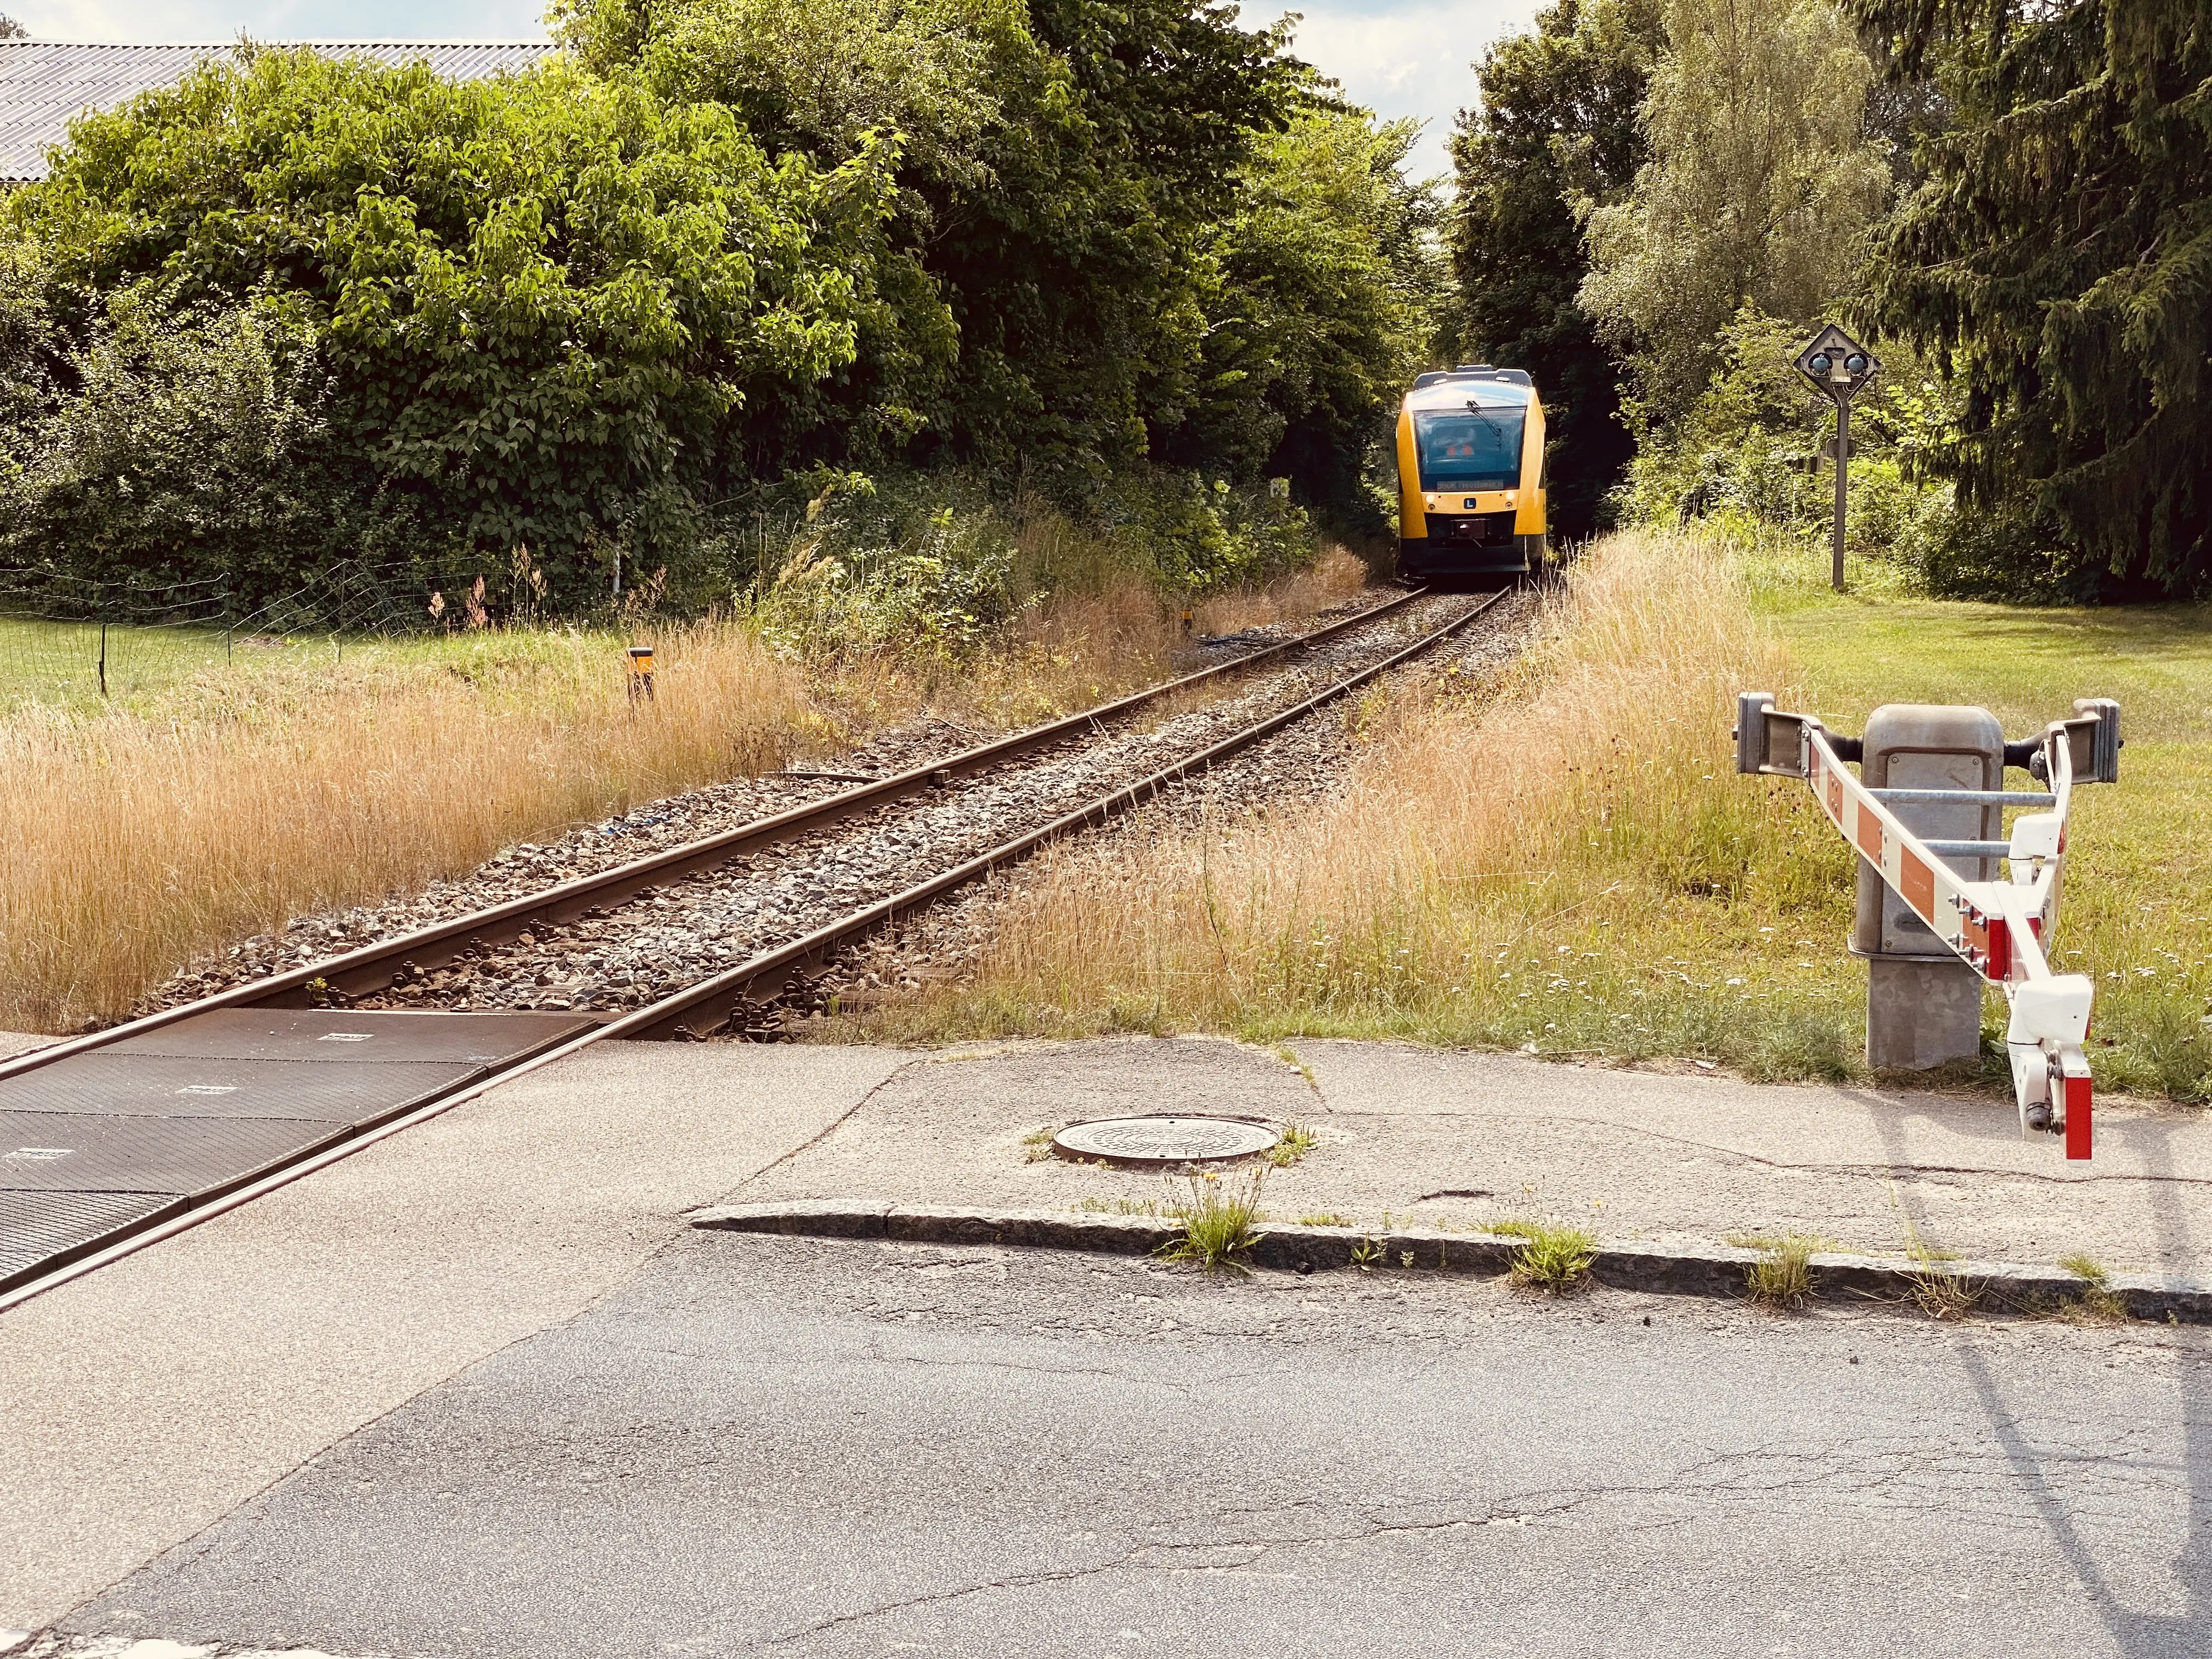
[1404,366,1535,413]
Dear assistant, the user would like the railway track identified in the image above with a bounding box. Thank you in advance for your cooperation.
[0,585,1511,1307]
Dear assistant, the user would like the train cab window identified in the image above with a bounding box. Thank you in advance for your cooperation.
[1413,404,1524,491]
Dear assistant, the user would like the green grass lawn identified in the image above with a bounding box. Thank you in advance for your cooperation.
[0,614,685,719]
[0,617,244,712]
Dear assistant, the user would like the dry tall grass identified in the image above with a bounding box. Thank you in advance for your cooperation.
[855,545,1374,729]
[0,549,1380,1035]
[0,621,819,1032]
[892,529,1865,1073]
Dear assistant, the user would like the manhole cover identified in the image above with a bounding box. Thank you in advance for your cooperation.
[1052,1115,1278,1168]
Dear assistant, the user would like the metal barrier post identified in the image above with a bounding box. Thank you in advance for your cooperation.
[1853,705,2002,1069]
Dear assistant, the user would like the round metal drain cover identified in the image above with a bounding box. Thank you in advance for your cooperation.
[1052,1115,1279,1168]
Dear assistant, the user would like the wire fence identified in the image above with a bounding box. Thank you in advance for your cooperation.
[0,560,531,706]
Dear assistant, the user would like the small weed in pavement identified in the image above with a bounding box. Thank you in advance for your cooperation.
[1157,1169,1267,1273]
[1269,1122,1318,1167]
[1743,1234,1824,1310]
[1493,1220,1596,1295]
[2056,1252,2128,1323]
[1072,1195,1164,1217]
[1021,1125,1062,1163]
[1907,1262,1985,1319]
[1297,1211,1356,1228]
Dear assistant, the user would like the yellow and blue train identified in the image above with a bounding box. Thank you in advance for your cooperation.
[1395,365,1548,582]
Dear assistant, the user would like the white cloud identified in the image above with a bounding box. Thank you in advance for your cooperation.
[1280,0,1543,180]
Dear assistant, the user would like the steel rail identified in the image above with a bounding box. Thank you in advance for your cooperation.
[0,587,1509,1314]
[0,584,1441,1085]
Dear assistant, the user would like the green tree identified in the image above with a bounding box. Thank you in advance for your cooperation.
[1579,0,1890,424]
[1,287,343,591]
[570,0,1019,178]
[561,0,1306,484]
[1449,0,1665,536]
[1170,102,1445,519]
[8,49,896,595]
[0,15,26,39]
[1849,0,2212,596]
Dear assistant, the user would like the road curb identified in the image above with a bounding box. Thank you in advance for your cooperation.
[689,1200,2212,1322]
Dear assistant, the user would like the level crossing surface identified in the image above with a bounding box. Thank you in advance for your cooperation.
[0,586,1504,1305]
[4,1035,2209,1649]
[0,1010,595,1291]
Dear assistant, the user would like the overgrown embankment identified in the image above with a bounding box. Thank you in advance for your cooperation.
[0,514,1370,1034]
[868,531,2212,1105]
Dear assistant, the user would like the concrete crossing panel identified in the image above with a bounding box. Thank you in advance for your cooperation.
[0,1055,484,1123]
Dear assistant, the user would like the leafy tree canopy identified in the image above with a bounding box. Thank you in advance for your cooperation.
[1,6,1448,594]
[1849,0,2212,596]
[560,0,1309,487]
[1449,0,1664,536]
[1169,104,1446,522]
[5,49,901,594]
[1580,0,1890,425]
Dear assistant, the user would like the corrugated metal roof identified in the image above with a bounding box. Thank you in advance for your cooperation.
[0,40,557,182]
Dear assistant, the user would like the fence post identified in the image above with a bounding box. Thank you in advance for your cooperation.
[98,618,108,697]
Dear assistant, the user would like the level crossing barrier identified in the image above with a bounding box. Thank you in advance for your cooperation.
[1735,693,2122,1160]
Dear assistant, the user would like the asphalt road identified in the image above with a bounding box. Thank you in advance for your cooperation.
[50,1237,2212,1658]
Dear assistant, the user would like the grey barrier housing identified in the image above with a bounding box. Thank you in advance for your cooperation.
[1854,706,2005,1068]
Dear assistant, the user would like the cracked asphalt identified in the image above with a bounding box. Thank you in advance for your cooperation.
[44,1233,2212,1659]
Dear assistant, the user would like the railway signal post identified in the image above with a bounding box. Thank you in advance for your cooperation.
[1735,691,2121,1158]
[1791,325,1881,591]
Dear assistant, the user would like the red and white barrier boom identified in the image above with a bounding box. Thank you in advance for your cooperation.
[1735,694,2122,1160]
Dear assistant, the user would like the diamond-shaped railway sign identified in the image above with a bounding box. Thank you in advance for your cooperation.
[1794,324,1881,405]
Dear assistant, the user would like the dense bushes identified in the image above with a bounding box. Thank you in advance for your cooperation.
[737,465,1317,661]
[2,286,348,595]
[0,10,1435,610]
[3,52,897,601]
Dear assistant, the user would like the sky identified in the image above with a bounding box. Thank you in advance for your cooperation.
[5,0,1548,181]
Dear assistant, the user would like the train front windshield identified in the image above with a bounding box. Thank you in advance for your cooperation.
[1413,404,1525,492]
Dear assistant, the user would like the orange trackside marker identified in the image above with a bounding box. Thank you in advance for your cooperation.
[1899,849,1934,922]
